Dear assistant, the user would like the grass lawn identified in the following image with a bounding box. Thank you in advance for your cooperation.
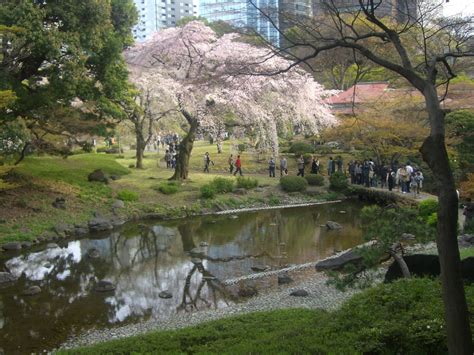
[0,141,339,242]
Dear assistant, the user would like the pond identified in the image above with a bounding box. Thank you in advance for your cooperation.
[0,201,366,353]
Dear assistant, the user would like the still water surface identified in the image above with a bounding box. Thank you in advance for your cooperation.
[0,201,365,353]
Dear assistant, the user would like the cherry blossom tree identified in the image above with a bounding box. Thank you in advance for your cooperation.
[125,21,336,179]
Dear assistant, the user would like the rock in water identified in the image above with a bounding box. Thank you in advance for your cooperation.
[251,266,269,272]
[0,272,17,285]
[87,249,100,259]
[88,169,108,184]
[1,242,21,251]
[159,291,172,299]
[290,289,309,297]
[94,280,116,292]
[326,221,343,230]
[46,243,59,249]
[22,285,41,296]
[88,217,113,232]
[278,274,293,285]
[21,241,32,249]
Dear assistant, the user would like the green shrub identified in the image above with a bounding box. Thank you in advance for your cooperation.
[280,176,308,192]
[418,199,438,220]
[200,184,216,199]
[317,278,464,353]
[117,190,139,202]
[329,172,348,191]
[237,176,258,190]
[289,142,315,155]
[238,143,247,152]
[305,174,324,186]
[268,195,281,206]
[427,212,438,227]
[211,177,234,193]
[156,181,179,195]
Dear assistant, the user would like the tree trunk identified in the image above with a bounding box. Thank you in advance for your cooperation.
[420,85,472,354]
[389,243,410,278]
[135,123,145,169]
[170,116,198,180]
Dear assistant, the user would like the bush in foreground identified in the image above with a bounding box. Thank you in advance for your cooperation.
[305,174,324,186]
[236,176,258,190]
[211,177,235,193]
[200,184,216,199]
[329,171,348,192]
[280,176,308,192]
[156,181,179,195]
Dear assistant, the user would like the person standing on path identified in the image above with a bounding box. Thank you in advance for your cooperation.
[228,154,234,174]
[233,155,243,176]
[327,157,334,176]
[280,156,288,176]
[297,155,305,177]
[311,156,320,174]
[268,157,276,177]
[387,168,395,191]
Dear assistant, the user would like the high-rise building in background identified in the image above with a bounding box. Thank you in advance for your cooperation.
[132,0,416,45]
[199,0,248,26]
[132,0,199,41]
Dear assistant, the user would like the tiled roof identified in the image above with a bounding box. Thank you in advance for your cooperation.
[325,82,390,105]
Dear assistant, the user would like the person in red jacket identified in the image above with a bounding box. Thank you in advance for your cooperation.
[233,155,243,176]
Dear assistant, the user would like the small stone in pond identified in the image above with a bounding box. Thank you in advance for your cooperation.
[159,291,172,299]
[95,280,115,292]
[339,211,346,214]
[202,275,217,281]
[88,249,100,259]
[199,241,209,247]
[290,289,309,297]
[230,215,238,219]
[46,243,59,249]
[251,266,269,272]
[191,258,202,265]
[21,242,32,249]
[22,285,42,296]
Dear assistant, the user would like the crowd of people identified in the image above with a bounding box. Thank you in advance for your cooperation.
[155,136,427,198]
[347,160,424,196]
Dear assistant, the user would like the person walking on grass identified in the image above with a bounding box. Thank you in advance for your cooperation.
[297,155,305,177]
[204,152,213,173]
[228,154,234,174]
[280,156,288,176]
[269,157,276,177]
[233,155,243,176]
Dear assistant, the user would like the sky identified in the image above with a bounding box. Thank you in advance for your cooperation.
[443,0,474,17]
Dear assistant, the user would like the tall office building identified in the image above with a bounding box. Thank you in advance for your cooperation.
[199,0,281,46]
[132,0,199,41]
[312,0,417,23]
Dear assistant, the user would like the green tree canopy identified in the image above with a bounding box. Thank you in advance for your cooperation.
[0,0,137,159]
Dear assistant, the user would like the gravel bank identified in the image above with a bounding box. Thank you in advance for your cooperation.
[60,269,357,350]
